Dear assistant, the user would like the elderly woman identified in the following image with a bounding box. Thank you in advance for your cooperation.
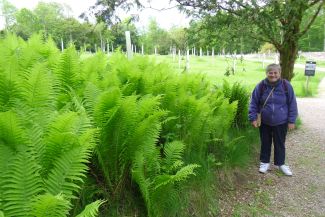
[249,63,298,176]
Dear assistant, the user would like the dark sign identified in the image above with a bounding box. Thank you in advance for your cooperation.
[305,61,316,76]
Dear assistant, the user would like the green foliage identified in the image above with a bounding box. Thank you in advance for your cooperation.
[0,34,102,217]
[30,194,70,217]
[75,200,106,217]
[0,34,257,217]
[222,81,250,128]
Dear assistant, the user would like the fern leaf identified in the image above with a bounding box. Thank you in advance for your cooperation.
[55,46,81,92]
[30,193,70,217]
[0,111,26,152]
[153,164,200,190]
[75,200,105,217]
[131,151,151,212]
[44,146,92,200]
[1,151,43,217]
[41,112,92,175]
[162,141,185,172]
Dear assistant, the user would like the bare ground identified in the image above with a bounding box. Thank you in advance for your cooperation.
[219,78,325,217]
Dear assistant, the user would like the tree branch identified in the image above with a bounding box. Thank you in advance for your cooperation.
[309,0,323,7]
[143,5,178,11]
[299,1,324,37]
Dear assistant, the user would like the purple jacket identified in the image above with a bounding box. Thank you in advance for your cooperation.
[249,79,298,126]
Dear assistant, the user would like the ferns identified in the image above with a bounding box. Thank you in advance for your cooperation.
[30,194,70,217]
[0,34,252,216]
[0,34,103,217]
[1,151,43,217]
[222,80,250,128]
[75,200,106,217]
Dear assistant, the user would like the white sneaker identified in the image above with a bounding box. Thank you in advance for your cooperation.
[279,165,293,176]
[259,162,270,173]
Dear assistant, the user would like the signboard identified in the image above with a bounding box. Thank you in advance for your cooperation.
[305,61,316,76]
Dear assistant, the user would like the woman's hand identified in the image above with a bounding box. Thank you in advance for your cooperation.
[251,120,259,128]
[288,123,295,130]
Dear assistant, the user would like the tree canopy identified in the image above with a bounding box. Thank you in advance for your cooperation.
[87,0,325,80]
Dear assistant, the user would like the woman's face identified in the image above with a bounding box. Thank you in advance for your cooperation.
[266,69,281,83]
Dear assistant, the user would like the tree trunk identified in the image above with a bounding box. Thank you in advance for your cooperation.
[279,38,299,81]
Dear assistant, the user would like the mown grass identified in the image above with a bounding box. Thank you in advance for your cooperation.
[151,55,325,97]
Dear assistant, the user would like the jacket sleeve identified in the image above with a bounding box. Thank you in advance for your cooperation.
[248,84,260,122]
[287,82,298,124]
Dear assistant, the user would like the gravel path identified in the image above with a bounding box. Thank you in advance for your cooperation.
[219,77,325,217]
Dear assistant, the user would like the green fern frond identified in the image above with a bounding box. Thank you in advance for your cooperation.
[131,151,151,212]
[1,150,43,217]
[75,200,105,217]
[0,111,27,152]
[153,164,200,190]
[55,46,81,92]
[41,112,92,175]
[93,87,121,126]
[30,193,70,217]
[162,141,185,172]
[18,63,55,121]
[44,146,92,200]
[0,77,22,112]
[83,83,102,122]
[80,52,108,84]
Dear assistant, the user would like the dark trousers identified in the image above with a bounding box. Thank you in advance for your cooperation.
[259,123,288,166]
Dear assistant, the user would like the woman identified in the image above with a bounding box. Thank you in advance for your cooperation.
[249,63,298,176]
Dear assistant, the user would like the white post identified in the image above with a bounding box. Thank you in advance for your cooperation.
[135,45,137,53]
[275,53,278,64]
[207,50,209,56]
[262,53,265,68]
[233,54,236,73]
[60,38,64,52]
[212,48,214,58]
[306,76,310,95]
[200,47,202,57]
[173,47,176,61]
[125,31,133,59]
[131,44,134,53]
[323,23,325,52]
[178,50,181,69]
[141,44,144,55]
[186,49,190,71]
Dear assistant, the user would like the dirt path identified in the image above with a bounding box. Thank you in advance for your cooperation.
[219,78,325,217]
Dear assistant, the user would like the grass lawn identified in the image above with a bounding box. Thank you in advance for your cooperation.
[150,55,325,97]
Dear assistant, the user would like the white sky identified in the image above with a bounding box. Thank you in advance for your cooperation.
[1,0,190,30]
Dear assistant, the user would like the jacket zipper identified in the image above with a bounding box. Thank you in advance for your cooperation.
[271,91,274,121]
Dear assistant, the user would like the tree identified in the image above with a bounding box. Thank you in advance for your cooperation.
[174,0,325,80]
[89,0,325,80]
[141,18,172,54]
[186,13,262,54]
[14,8,41,39]
[169,26,188,52]
[299,8,325,51]
[0,0,17,30]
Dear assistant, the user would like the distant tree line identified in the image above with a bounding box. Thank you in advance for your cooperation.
[1,0,324,57]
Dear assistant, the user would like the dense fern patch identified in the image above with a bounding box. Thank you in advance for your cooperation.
[0,34,256,217]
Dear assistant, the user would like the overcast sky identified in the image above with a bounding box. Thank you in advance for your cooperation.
[1,0,190,30]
